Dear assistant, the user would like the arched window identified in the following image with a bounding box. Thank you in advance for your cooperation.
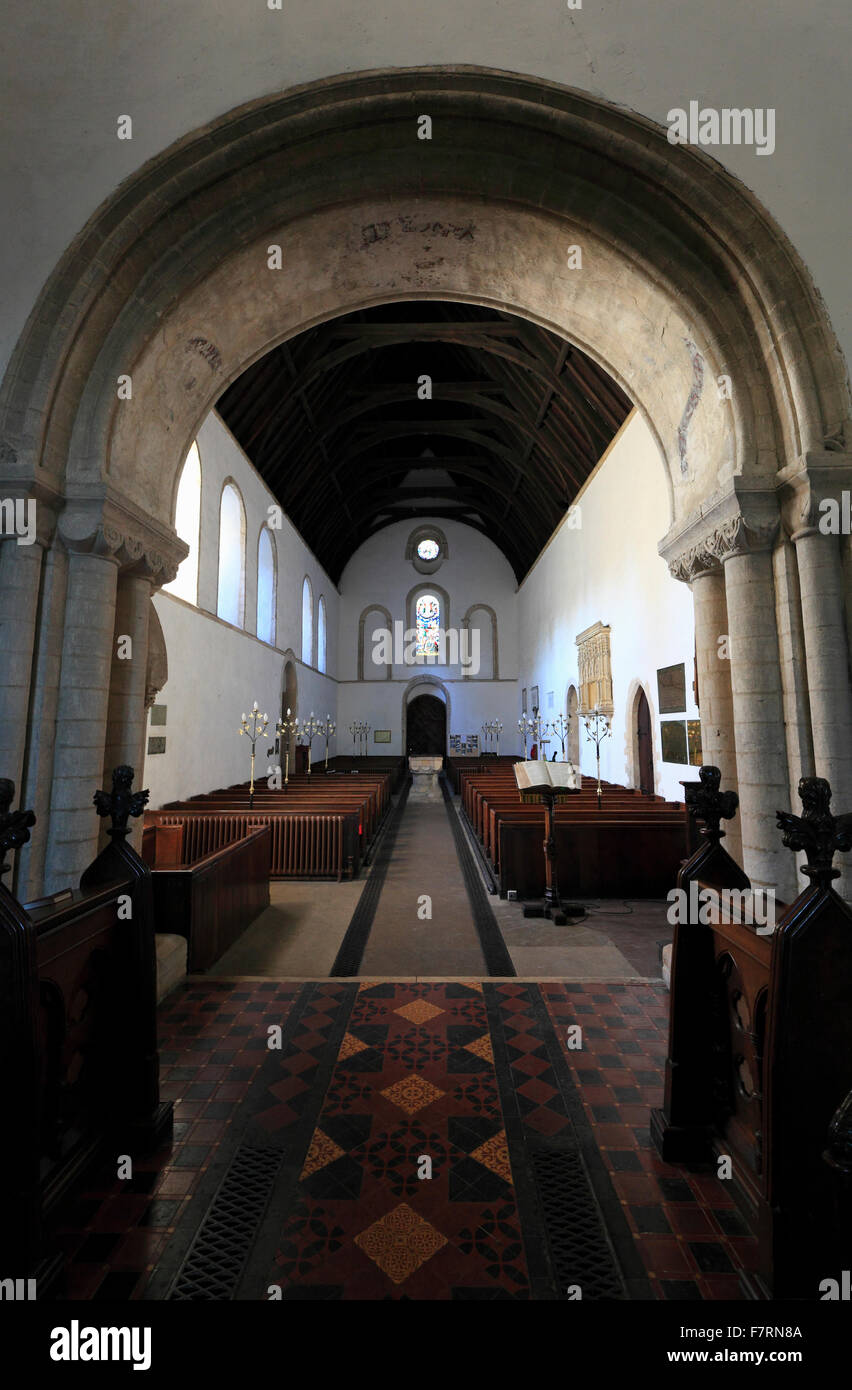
[163,441,201,604]
[317,595,327,673]
[256,528,277,645]
[301,576,313,664]
[415,593,441,656]
[217,481,246,627]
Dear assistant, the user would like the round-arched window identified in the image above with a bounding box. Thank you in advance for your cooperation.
[416,538,440,561]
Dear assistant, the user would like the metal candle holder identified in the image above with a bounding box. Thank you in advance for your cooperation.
[275,707,297,789]
[517,712,535,759]
[548,713,571,761]
[321,715,336,771]
[239,701,268,808]
[294,712,321,775]
[481,719,503,755]
[349,720,370,756]
[582,706,611,808]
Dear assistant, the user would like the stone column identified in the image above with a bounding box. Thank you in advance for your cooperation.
[13,543,69,902]
[0,535,44,794]
[102,573,154,851]
[720,526,797,901]
[43,539,120,893]
[689,564,742,865]
[791,524,852,901]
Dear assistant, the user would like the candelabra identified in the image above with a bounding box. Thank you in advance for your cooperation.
[349,720,370,756]
[481,719,503,755]
[239,701,268,808]
[518,713,535,759]
[275,707,297,790]
[582,705,611,809]
[548,713,571,761]
[530,706,549,758]
[296,711,322,774]
[321,715,336,771]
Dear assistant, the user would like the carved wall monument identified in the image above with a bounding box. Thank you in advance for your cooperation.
[576,621,613,717]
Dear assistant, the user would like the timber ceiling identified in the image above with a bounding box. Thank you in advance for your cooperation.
[215,302,632,585]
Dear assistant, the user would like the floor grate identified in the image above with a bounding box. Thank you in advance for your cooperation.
[530,1144,627,1300]
[168,1144,283,1300]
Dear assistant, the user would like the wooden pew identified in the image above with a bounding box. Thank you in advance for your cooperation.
[0,768,171,1288]
[652,769,852,1299]
[142,822,270,970]
[145,808,353,880]
[498,812,689,899]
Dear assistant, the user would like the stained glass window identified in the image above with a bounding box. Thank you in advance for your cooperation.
[415,593,441,655]
[417,538,440,561]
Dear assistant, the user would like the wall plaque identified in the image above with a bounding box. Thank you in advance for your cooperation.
[374,729,391,743]
[150,704,167,726]
[657,662,686,714]
[660,720,687,764]
[687,719,703,766]
[147,736,167,755]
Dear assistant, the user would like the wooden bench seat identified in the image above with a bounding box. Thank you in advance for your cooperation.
[142,822,270,970]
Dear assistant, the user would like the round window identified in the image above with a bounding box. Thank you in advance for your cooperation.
[416,538,440,561]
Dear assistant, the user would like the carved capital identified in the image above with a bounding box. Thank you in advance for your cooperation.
[776,453,852,541]
[58,496,187,582]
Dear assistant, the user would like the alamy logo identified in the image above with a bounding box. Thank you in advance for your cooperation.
[50,1320,152,1371]
[667,102,775,156]
[666,881,775,935]
[0,1277,36,1299]
[0,497,36,545]
[372,620,480,674]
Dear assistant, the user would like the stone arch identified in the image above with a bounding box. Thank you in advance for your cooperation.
[278,649,299,770]
[358,602,394,681]
[460,602,499,680]
[401,675,451,757]
[4,69,848,527]
[565,684,580,765]
[625,678,658,794]
[5,67,850,897]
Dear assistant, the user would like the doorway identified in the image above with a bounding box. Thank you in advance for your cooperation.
[406,694,447,755]
[636,688,654,794]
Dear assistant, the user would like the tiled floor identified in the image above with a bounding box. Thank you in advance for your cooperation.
[542,981,758,1299]
[55,981,300,1300]
[51,977,758,1301]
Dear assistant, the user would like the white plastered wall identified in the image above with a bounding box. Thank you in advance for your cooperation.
[143,412,338,806]
[518,412,699,804]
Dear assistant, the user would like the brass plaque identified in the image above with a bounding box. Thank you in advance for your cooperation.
[687,719,703,766]
[660,719,688,764]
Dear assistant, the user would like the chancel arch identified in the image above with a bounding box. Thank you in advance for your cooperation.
[2,68,850,896]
